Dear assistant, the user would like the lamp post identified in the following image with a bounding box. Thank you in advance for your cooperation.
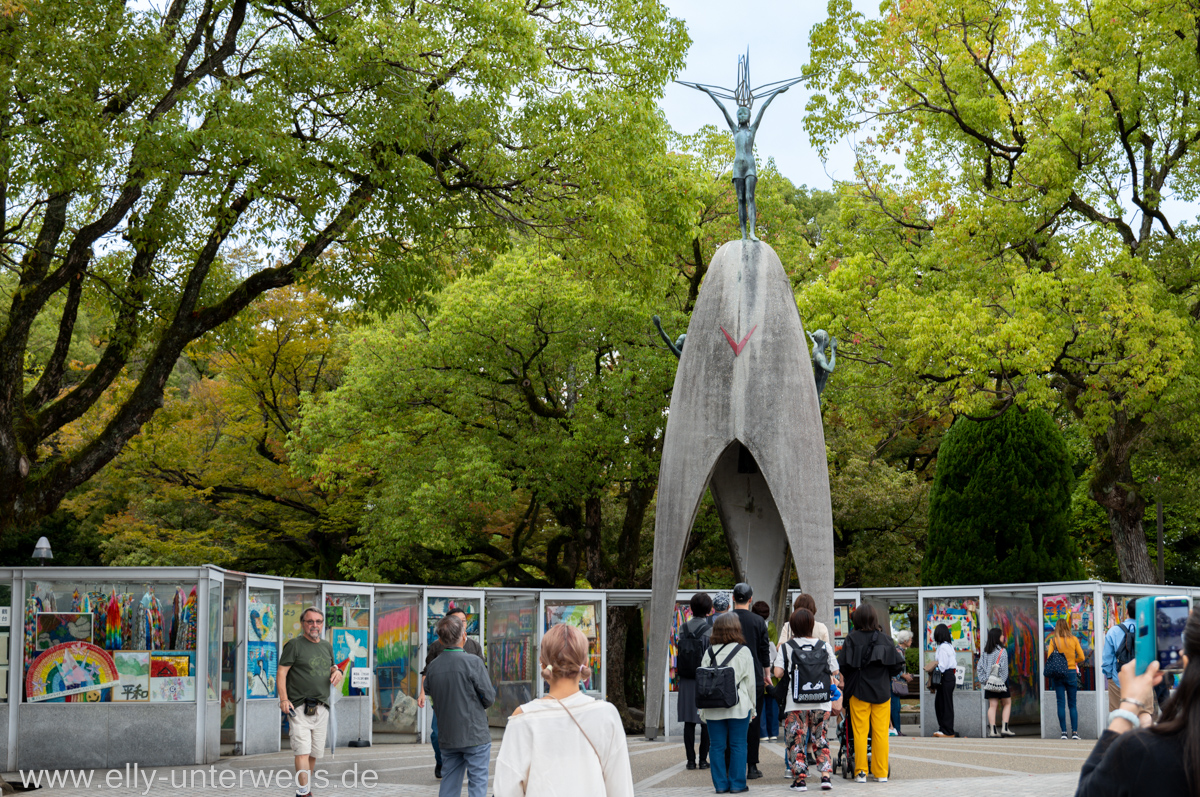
[1152,476,1165,585]
[32,537,52,566]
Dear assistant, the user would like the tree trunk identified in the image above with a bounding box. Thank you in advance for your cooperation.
[605,606,629,729]
[1088,409,1156,583]
[1104,508,1157,584]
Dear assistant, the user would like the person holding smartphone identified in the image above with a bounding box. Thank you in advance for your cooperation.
[1076,608,1200,795]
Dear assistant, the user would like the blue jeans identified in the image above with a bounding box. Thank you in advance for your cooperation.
[890,693,901,732]
[439,742,490,797]
[1054,671,1079,734]
[430,713,442,767]
[760,690,780,738]
[708,714,750,792]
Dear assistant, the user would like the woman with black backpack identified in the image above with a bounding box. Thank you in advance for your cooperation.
[698,612,758,794]
[774,608,840,792]
[837,604,905,784]
[677,592,714,770]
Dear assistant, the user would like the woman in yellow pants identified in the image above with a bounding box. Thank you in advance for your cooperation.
[836,604,907,782]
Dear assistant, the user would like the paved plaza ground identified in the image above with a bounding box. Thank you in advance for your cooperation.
[15,735,1089,797]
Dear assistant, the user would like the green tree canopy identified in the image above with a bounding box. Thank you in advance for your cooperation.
[923,409,1083,586]
[802,0,1200,582]
[0,0,687,535]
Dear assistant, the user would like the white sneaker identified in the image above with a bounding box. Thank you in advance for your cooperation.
[876,777,888,782]
[855,772,867,783]
[1060,732,1068,740]
[932,731,948,738]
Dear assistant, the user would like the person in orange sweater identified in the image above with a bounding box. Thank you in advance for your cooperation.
[1047,618,1087,740]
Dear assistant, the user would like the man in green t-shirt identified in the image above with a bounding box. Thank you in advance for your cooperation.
[279,607,344,797]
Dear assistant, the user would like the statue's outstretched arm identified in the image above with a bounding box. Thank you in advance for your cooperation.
[750,85,788,132]
[653,315,683,358]
[698,86,737,131]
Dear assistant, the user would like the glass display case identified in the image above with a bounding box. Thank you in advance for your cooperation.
[373,591,419,738]
[246,586,280,700]
[1041,591,1096,691]
[281,586,319,648]
[985,590,1040,724]
[540,591,605,698]
[326,591,372,697]
[832,595,858,653]
[22,577,200,703]
[421,590,484,743]
[485,592,537,727]
[923,594,981,690]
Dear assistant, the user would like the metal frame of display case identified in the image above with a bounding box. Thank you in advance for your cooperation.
[662,590,700,738]
[7,571,1200,764]
[483,589,540,728]
[241,575,284,755]
[321,580,375,747]
[831,589,861,653]
[371,586,422,740]
[419,587,486,744]
[10,565,220,769]
[538,590,607,699]
[200,568,223,763]
[919,586,986,738]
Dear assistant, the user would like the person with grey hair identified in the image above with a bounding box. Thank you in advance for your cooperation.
[278,607,343,797]
[890,629,915,736]
[424,611,495,797]
[418,607,483,778]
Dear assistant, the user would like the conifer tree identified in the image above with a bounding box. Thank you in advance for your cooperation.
[922,409,1083,586]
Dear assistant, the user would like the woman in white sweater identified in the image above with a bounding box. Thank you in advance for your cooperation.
[699,612,758,795]
[493,624,633,797]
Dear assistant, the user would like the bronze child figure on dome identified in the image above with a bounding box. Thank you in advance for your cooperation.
[678,52,803,241]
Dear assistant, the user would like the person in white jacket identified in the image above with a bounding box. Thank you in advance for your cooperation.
[494,624,633,797]
[699,612,758,795]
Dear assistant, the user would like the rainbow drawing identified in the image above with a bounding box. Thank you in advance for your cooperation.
[26,641,120,702]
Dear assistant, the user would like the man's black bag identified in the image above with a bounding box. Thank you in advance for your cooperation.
[676,617,712,680]
[695,644,744,709]
[1115,622,1136,669]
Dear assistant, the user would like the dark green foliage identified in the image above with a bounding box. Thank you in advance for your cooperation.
[922,409,1084,586]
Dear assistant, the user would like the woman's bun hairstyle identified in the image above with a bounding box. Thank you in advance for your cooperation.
[539,623,591,684]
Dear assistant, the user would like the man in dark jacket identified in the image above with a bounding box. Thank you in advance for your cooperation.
[732,582,771,780]
[424,611,495,797]
[418,607,482,778]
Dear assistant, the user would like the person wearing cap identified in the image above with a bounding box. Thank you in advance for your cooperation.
[732,582,771,780]
[713,593,732,615]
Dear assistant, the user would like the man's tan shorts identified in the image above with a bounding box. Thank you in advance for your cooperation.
[288,704,328,758]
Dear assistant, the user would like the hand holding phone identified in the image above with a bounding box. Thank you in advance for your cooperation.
[1136,595,1192,675]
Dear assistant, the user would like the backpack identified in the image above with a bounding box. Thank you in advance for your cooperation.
[1115,622,1136,669]
[1045,637,1069,681]
[676,617,712,679]
[782,638,832,704]
[695,644,743,709]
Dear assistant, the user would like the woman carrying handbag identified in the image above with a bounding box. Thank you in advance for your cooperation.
[977,628,1016,738]
[493,624,634,797]
[924,623,958,737]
